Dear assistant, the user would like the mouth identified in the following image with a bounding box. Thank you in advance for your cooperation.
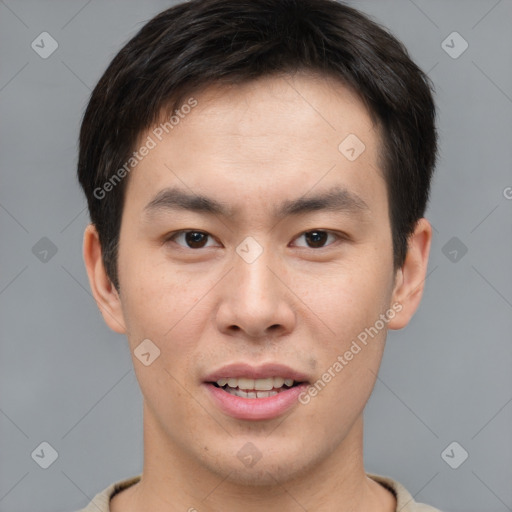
[203,364,310,420]
[210,377,303,399]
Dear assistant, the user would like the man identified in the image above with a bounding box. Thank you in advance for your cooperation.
[77,0,441,510]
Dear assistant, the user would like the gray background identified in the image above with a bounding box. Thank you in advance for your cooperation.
[0,1,511,511]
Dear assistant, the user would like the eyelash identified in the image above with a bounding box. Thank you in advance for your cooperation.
[164,229,346,250]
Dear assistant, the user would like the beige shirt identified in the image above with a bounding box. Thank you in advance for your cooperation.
[76,473,442,511]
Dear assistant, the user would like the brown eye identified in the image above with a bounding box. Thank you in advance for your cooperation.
[304,231,329,248]
[184,231,208,248]
[168,230,218,249]
[293,230,339,249]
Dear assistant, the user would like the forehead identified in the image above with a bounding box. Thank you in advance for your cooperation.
[172,73,378,157]
[124,73,385,219]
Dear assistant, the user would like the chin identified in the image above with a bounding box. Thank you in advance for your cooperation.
[227,468,281,486]
[223,463,303,487]
[199,440,320,487]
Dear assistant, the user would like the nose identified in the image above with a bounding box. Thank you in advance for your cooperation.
[215,246,296,340]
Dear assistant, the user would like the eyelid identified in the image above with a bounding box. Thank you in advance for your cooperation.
[164,228,348,250]
[291,229,345,248]
[165,230,222,248]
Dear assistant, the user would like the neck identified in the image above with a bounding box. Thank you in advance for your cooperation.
[112,403,395,512]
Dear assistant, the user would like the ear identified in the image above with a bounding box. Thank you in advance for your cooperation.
[83,223,127,334]
[387,218,432,330]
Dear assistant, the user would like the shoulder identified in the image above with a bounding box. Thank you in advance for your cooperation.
[367,473,443,512]
[73,475,142,512]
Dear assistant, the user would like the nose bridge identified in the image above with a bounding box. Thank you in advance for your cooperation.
[215,237,295,338]
[233,239,279,307]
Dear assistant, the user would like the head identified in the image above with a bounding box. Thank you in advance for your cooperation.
[79,0,437,489]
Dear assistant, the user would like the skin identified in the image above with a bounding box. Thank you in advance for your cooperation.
[83,72,431,512]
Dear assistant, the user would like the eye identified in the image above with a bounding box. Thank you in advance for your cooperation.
[166,230,220,249]
[292,230,340,249]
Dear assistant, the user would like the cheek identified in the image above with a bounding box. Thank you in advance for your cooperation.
[294,258,392,336]
[292,256,394,409]
[118,251,202,339]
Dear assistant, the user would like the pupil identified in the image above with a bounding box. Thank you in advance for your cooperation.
[306,231,327,248]
[186,231,207,248]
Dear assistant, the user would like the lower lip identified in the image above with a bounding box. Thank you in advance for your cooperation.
[204,383,308,421]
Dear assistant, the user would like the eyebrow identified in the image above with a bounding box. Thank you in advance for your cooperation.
[142,186,370,221]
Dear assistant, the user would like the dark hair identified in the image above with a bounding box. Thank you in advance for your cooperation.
[78,0,437,291]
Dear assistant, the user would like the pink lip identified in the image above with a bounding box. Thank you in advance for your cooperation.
[204,382,309,420]
[203,362,310,382]
[203,362,310,421]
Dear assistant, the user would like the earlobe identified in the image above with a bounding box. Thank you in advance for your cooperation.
[82,224,127,334]
[387,218,432,330]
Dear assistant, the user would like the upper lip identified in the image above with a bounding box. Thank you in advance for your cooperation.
[203,362,310,383]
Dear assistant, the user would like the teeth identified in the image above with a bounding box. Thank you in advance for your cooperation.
[253,377,273,390]
[273,377,285,388]
[237,377,255,389]
[226,388,280,399]
[215,377,296,390]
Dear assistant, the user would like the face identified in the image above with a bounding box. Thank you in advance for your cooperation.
[86,72,428,487]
